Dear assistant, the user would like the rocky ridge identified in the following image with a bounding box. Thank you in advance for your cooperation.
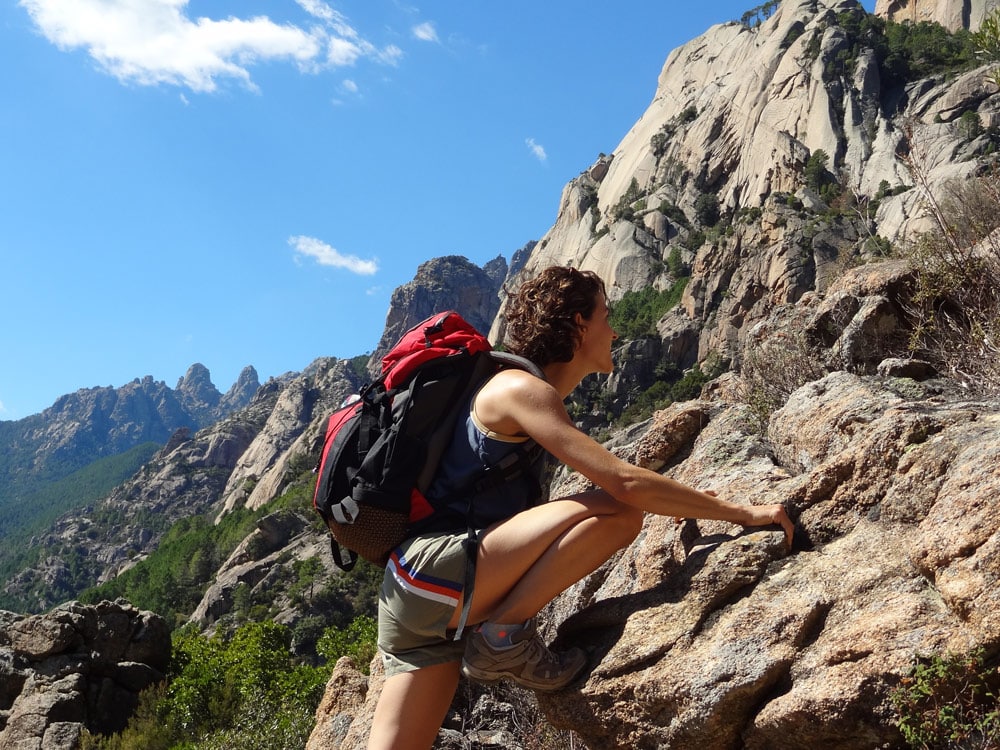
[494,0,1000,373]
[0,365,261,547]
[0,355,367,615]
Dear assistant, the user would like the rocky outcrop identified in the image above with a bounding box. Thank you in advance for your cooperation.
[368,256,506,376]
[219,365,262,414]
[0,600,170,750]
[174,363,223,423]
[189,509,327,628]
[875,0,1000,31]
[494,0,1000,370]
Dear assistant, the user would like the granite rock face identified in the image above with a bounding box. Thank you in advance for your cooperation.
[0,600,170,750]
[494,0,1000,373]
[216,358,360,516]
[301,2,1000,745]
[875,0,1000,31]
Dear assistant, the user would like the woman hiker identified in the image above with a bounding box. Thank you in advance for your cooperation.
[367,265,794,750]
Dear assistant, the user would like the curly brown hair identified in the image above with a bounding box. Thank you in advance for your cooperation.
[504,266,607,367]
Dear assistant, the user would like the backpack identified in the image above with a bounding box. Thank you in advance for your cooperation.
[312,310,544,577]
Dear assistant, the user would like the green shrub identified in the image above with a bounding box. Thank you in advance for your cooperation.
[659,201,691,230]
[616,355,726,426]
[694,192,721,227]
[891,649,1000,749]
[903,166,1000,395]
[682,229,706,250]
[877,19,976,84]
[805,149,831,192]
[666,246,689,278]
[83,621,332,750]
[317,614,378,673]
[957,110,983,141]
[737,327,827,435]
[612,178,644,221]
[617,381,675,425]
[740,0,779,28]
[609,279,690,339]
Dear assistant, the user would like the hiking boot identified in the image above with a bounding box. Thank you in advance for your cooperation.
[461,619,587,692]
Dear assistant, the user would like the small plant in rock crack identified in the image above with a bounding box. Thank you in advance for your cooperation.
[890,648,1000,750]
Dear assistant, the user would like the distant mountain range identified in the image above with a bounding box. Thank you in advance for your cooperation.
[0,362,260,542]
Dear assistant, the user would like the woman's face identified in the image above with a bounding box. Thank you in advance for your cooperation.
[577,294,618,374]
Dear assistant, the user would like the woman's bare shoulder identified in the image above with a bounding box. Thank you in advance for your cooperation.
[482,367,557,402]
[475,368,562,433]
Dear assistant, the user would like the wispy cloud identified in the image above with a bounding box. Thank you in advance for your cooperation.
[19,0,402,92]
[296,0,338,23]
[412,22,439,43]
[290,235,378,275]
[526,137,547,163]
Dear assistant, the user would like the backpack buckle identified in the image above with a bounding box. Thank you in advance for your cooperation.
[331,496,360,525]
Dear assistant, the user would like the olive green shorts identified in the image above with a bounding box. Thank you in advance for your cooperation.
[377,531,471,677]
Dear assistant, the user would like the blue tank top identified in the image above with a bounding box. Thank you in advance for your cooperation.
[416,381,549,532]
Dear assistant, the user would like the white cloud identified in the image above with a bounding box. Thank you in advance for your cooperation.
[412,22,439,43]
[342,79,359,93]
[296,0,337,23]
[377,44,404,66]
[0,399,6,414]
[326,36,363,66]
[19,0,402,92]
[526,137,547,163]
[290,235,378,275]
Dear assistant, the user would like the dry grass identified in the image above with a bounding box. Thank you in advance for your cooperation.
[902,164,1000,396]
[738,323,827,435]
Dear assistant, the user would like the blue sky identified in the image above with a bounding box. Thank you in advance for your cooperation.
[1,1,874,420]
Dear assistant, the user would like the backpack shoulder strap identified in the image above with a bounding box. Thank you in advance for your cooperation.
[485,350,545,381]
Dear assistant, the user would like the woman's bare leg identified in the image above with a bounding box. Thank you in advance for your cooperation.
[448,490,643,629]
[367,660,461,750]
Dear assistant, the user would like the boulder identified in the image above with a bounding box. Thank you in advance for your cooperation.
[0,600,170,749]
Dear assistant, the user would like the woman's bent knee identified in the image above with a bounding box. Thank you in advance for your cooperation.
[609,502,644,545]
[558,491,644,545]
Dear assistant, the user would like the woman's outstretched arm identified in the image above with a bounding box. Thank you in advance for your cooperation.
[477,369,795,546]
